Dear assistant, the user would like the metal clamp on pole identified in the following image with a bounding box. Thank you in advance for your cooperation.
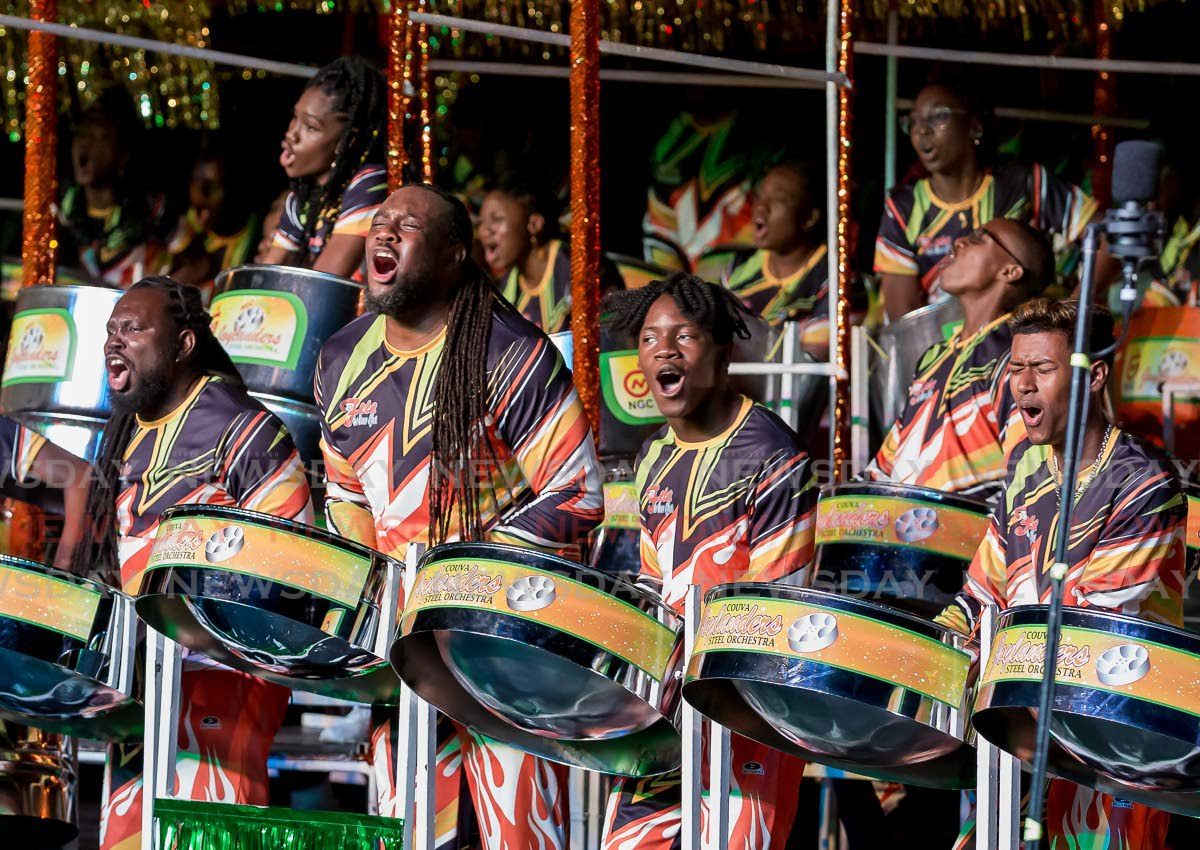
[395,542,436,850]
[140,626,183,850]
[974,605,1019,850]
[681,584,732,850]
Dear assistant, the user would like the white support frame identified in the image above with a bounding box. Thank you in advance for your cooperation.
[395,543,437,850]
[140,627,184,850]
[974,605,1021,850]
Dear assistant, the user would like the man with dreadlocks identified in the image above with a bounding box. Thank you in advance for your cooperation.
[263,56,388,279]
[601,272,818,850]
[315,184,603,850]
[86,276,313,850]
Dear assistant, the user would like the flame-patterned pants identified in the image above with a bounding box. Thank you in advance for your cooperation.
[601,732,806,850]
[370,711,569,850]
[952,780,1169,849]
[99,668,290,850]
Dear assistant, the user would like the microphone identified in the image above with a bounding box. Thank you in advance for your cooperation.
[1102,141,1166,337]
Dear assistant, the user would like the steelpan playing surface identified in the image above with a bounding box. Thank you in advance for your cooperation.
[135,505,402,704]
[392,542,683,776]
[0,556,141,740]
[973,604,1200,816]
[683,583,976,789]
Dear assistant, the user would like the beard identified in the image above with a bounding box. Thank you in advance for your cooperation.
[364,270,440,318]
[111,364,173,415]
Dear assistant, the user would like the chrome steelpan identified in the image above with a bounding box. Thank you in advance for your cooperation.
[391,542,684,776]
[812,482,991,617]
[0,721,76,846]
[974,604,1200,816]
[211,265,362,406]
[134,505,403,704]
[870,298,964,436]
[683,583,976,789]
[0,555,141,740]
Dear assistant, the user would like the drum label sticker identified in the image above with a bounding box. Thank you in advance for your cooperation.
[600,351,665,426]
[982,625,1200,717]
[2,308,76,386]
[816,495,988,561]
[1117,336,1199,402]
[0,564,101,642]
[403,557,677,681]
[600,481,641,530]
[146,515,370,610]
[210,290,308,371]
[690,597,969,706]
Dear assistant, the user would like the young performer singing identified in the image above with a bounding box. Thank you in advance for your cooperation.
[868,219,1054,500]
[937,298,1186,849]
[601,273,818,850]
[83,277,313,850]
[315,184,603,850]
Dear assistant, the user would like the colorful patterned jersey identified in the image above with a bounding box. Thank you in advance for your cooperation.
[726,245,829,329]
[501,239,572,334]
[115,376,314,593]
[867,315,1024,500]
[57,185,166,287]
[636,396,818,611]
[874,163,1097,295]
[935,430,1187,636]
[273,164,388,262]
[0,414,48,501]
[315,305,604,559]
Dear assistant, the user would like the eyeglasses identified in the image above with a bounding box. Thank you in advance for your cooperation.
[900,106,968,135]
[964,226,1030,279]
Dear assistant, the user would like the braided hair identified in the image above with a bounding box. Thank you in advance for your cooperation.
[72,277,242,586]
[394,184,506,546]
[610,272,752,346]
[291,57,386,258]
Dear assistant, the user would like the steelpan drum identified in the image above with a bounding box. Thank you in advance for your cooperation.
[134,505,403,704]
[211,265,362,406]
[0,555,141,740]
[683,583,976,789]
[870,298,963,440]
[973,604,1200,816]
[812,482,991,617]
[391,542,683,776]
[0,721,77,846]
[1,284,125,461]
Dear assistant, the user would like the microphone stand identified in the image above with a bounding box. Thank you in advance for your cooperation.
[1022,221,1103,850]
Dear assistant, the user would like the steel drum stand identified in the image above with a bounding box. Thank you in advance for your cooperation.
[682,585,732,850]
[568,768,607,850]
[394,542,437,850]
[974,605,1020,850]
[141,626,184,849]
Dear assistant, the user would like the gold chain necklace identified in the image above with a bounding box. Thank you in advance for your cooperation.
[1050,424,1113,502]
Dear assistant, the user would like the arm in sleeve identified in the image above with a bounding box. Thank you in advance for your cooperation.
[1075,465,1187,625]
[874,194,919,278]
[488,335,604,551]
[1030,163,1100,244]
[0,415,48,501]
[221,410,315,524]
[271,190,305,254]
[330,166,388,239]
[934,507,1009,636]
[743,449,819,586]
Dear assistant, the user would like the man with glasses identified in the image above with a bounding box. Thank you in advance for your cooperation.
[874,81,1098,320]
[868,219,1055,502]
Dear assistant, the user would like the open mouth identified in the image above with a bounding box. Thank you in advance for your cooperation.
[106,355,131,393]
[1020,403,1044,430]
[279,146,297,170]
[370,249,399,284]
[482,241,501,269]
[655,365,685,399]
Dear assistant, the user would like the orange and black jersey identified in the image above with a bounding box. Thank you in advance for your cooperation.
[874,162,1097,296]
[115,376,314,593]
[636,397,818,612]
[500,239,623,335]
[315,303,604,559]
[867,315,1024,500]
[0,414,48,501]
[936,430,1187,636]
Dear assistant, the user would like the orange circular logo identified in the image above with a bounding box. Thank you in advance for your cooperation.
[624,370,650,398]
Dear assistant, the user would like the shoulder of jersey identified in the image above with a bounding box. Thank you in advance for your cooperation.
[885,180,918,207]
[198,375,269,417]
[1117,429,1179,479]
[319,312,380,363]
[490,300,548,348]
[743,403,804,454]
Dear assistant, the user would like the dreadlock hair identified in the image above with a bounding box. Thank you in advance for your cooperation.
[400,184,506,546]
[610,272,753,347]
[291,56,386,258]
[73,277,243,586]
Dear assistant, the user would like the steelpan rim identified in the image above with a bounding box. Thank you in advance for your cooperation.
[1000,603,1200,653]
[816,480,991,516]
[215,263,364,294]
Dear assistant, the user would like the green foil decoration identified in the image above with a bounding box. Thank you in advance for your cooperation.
[155,799,404,850]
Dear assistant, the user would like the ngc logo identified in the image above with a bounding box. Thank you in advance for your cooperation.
[624,370,650,398]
